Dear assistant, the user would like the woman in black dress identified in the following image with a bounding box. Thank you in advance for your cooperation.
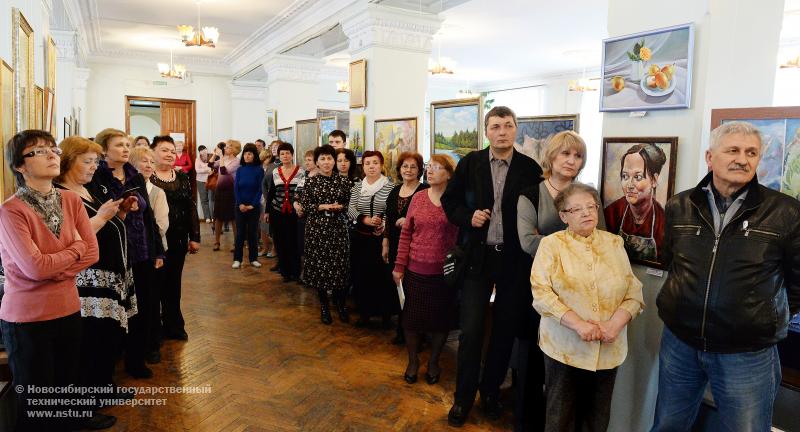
[150,136,200,340]
[383,152,427,344]
[347,151,398,328]
[299,145,352,324]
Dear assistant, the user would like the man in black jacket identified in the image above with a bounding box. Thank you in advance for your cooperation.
[442,106,543,427]
[652,121,800,431]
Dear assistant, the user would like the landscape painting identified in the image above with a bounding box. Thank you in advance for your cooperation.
[514,115,579,164]
[431,98,482,163]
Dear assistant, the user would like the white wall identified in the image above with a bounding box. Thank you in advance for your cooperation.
[85,63,232,149]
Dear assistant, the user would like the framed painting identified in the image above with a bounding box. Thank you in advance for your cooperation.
[710,107,800,197]
[47,36,56,91]
[374,117,417,182]
[63,117,71,139]
[349,59,366,109]
[349,113,365,163]
[600,137,678,269]
[710,106,800,390]
[600,23,694,112]
[514,114,580,164]
[295,119,319,165]
[317,109,349,133]
[277,127,293,145]
[266,109,277,137]
[34,86,43,130]
[1,60,16,200]
[12,8,35,131]
[318,116,337,146]
[45,88,55,134]
[431,98,482,163]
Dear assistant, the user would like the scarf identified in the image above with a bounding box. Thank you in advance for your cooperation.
[359,175,389,197]
[17,186,63,237]
[278,165,300,214]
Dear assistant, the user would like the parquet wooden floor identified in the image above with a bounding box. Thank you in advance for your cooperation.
[103,224,515,431]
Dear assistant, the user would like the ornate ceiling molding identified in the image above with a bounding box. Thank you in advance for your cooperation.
[52,30,78,62]
[229,81,268,100]
[263,55,324,84]
[341,4,442,56]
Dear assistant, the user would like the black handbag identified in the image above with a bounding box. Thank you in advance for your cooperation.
[443,244,467,287]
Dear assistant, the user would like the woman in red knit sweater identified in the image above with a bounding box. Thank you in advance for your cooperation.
[0,130,100,430]
[392,154,458,385]
[172,140,193,174]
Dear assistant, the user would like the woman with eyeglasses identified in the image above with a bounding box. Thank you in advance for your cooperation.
[391,155,457,385]
[0,130,100,430]
[531,183,643,432]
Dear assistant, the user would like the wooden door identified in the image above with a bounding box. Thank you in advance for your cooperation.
[161,99,196,183]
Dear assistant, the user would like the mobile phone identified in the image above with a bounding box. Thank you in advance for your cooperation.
[119,186,141,199]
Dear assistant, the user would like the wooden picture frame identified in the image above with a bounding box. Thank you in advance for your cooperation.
[44,88,55,134]
[349,59,367,109]
[318,116,337,146]
[374,117,418,182]
[34,86,43,130]
[295,119,319,165]
[430,97,483,163]
[277,127,293,145]
[515,114,580,164]
[0,60,16,200]
[12,8,35,131]
[47,36,56,91]
[600,136,678,269]
[266,109,277,137]
[349,114,365,163]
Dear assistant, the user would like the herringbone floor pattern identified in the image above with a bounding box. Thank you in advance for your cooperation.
[103,224,515,431]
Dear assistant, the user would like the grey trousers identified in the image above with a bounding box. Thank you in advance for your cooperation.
[197,180,214,220]
[543,355,617,432]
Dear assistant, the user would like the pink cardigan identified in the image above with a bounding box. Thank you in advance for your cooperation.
[0,190,99,323]
[393,191,458,276]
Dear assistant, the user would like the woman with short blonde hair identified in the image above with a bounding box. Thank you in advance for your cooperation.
[211,139,241,250]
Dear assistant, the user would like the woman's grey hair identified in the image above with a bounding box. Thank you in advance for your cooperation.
[709,121,762,152]
[554,182,602,212]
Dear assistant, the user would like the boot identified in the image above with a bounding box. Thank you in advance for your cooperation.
[335,291,350,323]
[318,289,333,325]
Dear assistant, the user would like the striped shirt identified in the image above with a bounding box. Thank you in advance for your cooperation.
[267,165,305,214]
[347,179,395,222]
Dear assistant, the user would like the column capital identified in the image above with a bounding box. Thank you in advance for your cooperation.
[341,4,442,56]
[263,55,324,85]
[229,81,268,100]
[52,30,78,63]
[73,67,91,90]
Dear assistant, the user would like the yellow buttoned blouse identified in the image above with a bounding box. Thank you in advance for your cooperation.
[531,229,644,371]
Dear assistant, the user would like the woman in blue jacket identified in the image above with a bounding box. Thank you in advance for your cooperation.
[232,143,265,269]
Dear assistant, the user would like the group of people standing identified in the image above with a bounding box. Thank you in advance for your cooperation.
[0,129,198,430]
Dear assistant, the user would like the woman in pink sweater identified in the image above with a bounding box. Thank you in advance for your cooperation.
[0,130,99,430]
[392,154,458,385]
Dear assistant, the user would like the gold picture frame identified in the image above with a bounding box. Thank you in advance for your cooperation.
[34,86,43,130]
[12,8,35,132]
[44,88,55,134]
[1,60,16,200]
[349,59,366,109]
[374,117,418,182]
[47,36,57,91]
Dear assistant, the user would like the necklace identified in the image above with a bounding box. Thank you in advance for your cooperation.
[547,178,563,193]
[155,169,176,182]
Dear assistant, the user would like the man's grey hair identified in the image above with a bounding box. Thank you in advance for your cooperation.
[709,121,762,152]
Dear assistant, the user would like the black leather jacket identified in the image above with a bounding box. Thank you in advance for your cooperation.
[657,173,800,353]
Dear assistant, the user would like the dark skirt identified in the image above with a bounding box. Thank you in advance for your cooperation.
[351,231,399,317]
[401,269,457,333]
[213,184,236,222]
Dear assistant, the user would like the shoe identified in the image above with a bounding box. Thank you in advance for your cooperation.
[404,373,417,384]
[258,249,267,257]
[80,412,117,430]
[213,242,220,251]
[125,364,153,379]
[448,403,470,427]
[481,395,503,420]
[381,315,393,329]
[336,303,349,323]
[250,261,262,268]
[282,276,293,283]
[232,261,241,269]
[321,304,333,325]
[205,218,211,223]
[425,371,440,385]
[266,250,276,258]
[145,350,161,364]
[270,264,280,272]
[165,330,188,341]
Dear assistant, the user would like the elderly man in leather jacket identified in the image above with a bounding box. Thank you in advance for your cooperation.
[651,121,800,431]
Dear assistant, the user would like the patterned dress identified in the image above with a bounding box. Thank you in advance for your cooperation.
[300,173,352,291]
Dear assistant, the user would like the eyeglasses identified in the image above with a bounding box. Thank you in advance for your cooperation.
[426,164,446,172]
[560,204,600,215]
[22,145,62,158]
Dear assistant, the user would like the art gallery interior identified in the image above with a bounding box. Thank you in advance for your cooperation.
[1,0,800,430]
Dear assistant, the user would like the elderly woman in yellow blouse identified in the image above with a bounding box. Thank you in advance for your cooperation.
[531,182,644,432]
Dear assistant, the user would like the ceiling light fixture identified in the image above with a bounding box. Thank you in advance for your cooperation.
[157,49,186,79]
[429,0,454,75]
[336,80,350,93]
[178,1,218,48]
[780,55,800,68]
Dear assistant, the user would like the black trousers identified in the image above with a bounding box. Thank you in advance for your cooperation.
[454,247,526,406]
[543,355,617,432]
[271,210,300,278]
[1,312,82,431]
[514,309,546,432]
[126,261,156,367]
[234,207,260,262]
[161,235,188,336]
[80,317,123,403]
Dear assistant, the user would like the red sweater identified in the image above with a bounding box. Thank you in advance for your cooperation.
[393,190,458,276]
[174,152,193,174]
[0,191,99,323]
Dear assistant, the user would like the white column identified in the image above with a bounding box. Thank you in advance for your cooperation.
[264,55,325,130]
[603,1,786,431]
[341,4,441,155]
[229,81,267,143]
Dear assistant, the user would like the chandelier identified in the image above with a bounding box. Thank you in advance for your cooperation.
[157,50,186,79]
[177,1,218,48]
[568,78,597,92]
[429,62,454,75]
[336,81,350,93]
